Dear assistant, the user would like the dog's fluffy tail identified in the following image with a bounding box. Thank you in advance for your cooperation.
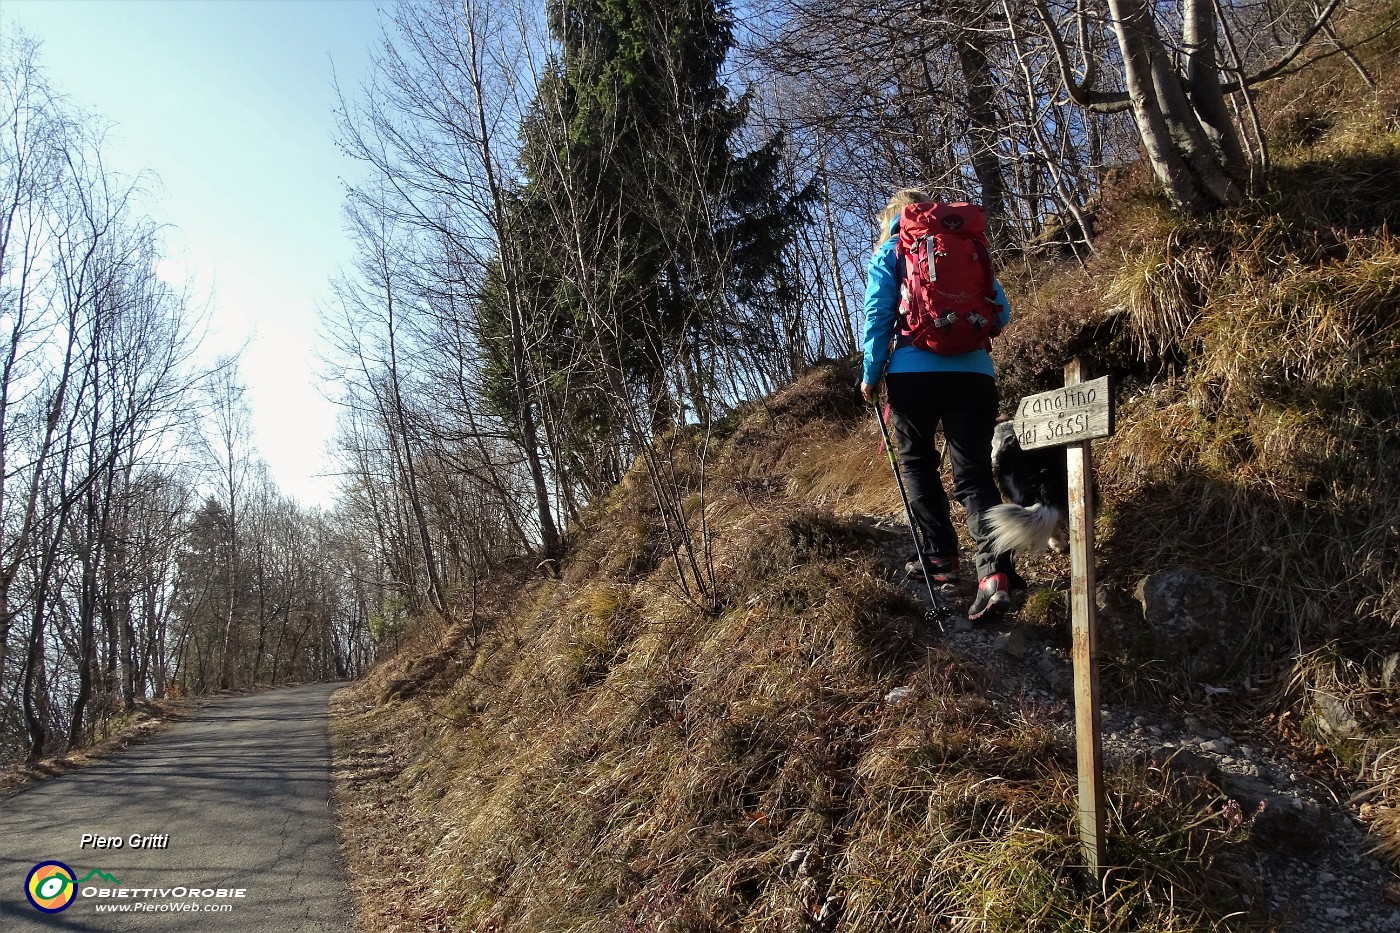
[984,503,1063,556]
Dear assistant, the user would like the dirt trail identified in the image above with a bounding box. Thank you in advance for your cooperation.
[868,515,1399,933]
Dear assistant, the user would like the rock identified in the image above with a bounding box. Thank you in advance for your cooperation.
[1224,774,1276,809]
[1250,794,1330,852]
[1202,739,1231,754]
[1148,746,1221,783]
[1133,568,1249,680]
[996,628,1029,658]
[1036,652,1068,692]
[884,686,912,704]
[1312,693,1362,738]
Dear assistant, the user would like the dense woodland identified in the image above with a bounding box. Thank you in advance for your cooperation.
[1,0,1380,763]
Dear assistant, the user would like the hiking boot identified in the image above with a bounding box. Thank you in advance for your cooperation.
[905,555,959,593]
[968,572,1011,622]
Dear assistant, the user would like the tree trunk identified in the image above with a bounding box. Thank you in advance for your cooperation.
[955,33,1009,242]
[1106,0,1214,211]
[1183,0,1247,179]
[1141,15,1241,206]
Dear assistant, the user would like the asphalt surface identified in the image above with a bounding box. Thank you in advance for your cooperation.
[0,683,356,932]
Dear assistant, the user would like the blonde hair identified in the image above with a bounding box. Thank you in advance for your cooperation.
[874,187,933,253]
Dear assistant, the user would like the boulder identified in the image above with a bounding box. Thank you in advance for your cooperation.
[1133,568,1249,680]
[996,627,1030,659]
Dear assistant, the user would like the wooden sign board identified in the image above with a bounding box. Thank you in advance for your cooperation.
[1011,375,1113,451]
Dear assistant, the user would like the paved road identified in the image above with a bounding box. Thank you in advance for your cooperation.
[0,684,356,931]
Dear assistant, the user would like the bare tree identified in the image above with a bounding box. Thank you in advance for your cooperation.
[0,35,373,762]
[1028,0,1347,210]
[336,0,564,566]
[194,364,253,691]
[325,205,452,618]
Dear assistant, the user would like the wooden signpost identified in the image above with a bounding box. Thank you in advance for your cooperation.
[1013,360,1112,880]
[1010,373,1113,452]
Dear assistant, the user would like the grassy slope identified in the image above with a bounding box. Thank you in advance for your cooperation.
[335,365,1256,932]
[333,10,1400,930]
[994,9,1400,862]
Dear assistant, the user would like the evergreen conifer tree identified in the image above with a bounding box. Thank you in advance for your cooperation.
[513,0,810,435]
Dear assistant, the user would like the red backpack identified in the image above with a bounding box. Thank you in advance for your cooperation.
[895,202,1001,355]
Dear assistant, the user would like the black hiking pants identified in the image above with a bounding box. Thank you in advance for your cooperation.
[886,370,1012,582]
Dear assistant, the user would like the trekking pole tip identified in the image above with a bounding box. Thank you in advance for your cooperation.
[924,604,953,631]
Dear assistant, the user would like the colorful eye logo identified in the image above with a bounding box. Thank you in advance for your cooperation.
[26,861,77,913]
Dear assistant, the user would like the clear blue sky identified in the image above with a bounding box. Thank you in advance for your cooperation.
[0,0,385,507]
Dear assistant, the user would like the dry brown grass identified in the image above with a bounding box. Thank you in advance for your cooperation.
[1097,221,1400,857]
[330,18,1400,919]
[954,7,1400,861]
[989,32,1400,862]
[331,687,457,932]
[1093,219,1400,645]
[330,363,1270,932]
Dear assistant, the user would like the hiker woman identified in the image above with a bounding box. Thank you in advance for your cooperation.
[859,188,1015,621]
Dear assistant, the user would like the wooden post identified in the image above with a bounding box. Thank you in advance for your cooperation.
[1065,358,1106,879]
[1009,362,1113,875]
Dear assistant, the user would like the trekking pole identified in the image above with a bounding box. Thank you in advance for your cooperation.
[873,397,953,629]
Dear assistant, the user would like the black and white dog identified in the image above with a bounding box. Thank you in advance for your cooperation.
[986,421,1071,555]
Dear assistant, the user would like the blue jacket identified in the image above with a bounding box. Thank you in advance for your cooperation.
[860,220,1011,386]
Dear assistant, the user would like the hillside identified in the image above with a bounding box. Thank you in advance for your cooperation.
[331,347,1396,932]
[328,16,1400,933]
[336,350,1400,930]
